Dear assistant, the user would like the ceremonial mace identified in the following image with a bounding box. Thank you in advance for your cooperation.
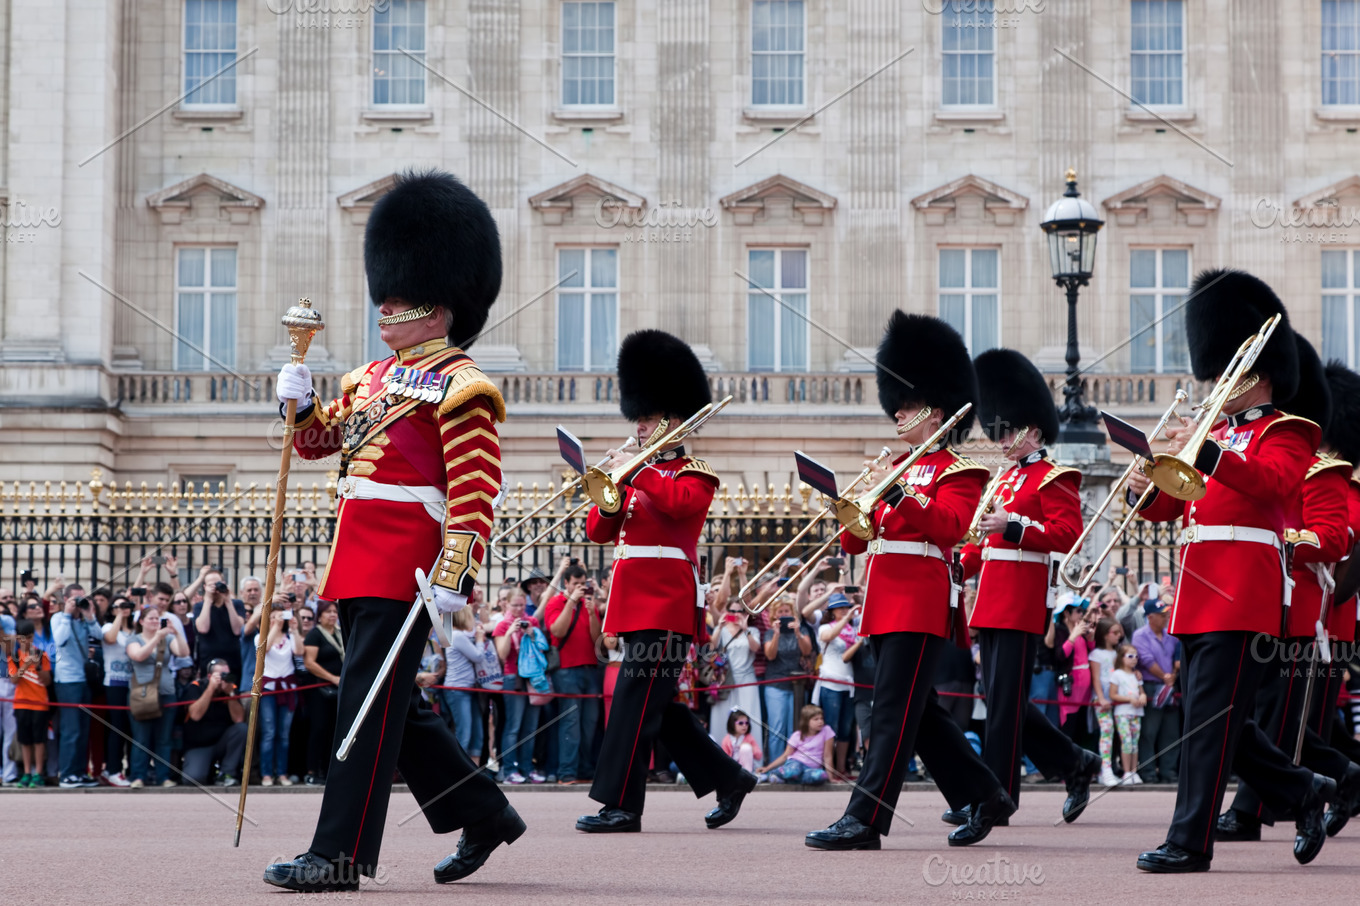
[234,299,324,846]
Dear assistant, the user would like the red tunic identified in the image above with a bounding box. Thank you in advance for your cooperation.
[961,453,1083,636]
[1285,456,1352,638]
[1138,409,1319,636]
[587,456,719,636]
[292,339,506,602]
[841,447,987,637]
[1327,477,1360,643]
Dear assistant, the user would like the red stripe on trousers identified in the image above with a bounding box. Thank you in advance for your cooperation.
[353,665,398,859]
[1205,637,1248,853]
[619,632,668,807]
[871,640,925,824]
[1008,647,1027,798]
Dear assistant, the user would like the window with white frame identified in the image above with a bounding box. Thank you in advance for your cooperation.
[752,0,805,106]
[938,248,999,355]
[1130,0,1184,106]
[373,0,427,106]
[747,248,809,372]
[365,295,389,362]
[557,248,618,371]
[175,247,237,371]
[1322,249,1360,366]
[562,2,616,106]
[184,0,237,106]
[942,1,995,107]
[1323,0,1360,105]
[1129,248,1190,374]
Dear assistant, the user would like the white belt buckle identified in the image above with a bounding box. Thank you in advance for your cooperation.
[1227,525,1235,541]
[1183,525,1197,544]
[868,539,882,555]
[338,476,355,499]
[616,544,628,559]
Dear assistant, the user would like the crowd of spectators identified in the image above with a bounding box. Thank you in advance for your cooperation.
[0,553,1355,793]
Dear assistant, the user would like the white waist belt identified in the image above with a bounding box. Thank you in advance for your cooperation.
[338,476,445,522]
[613,544,690,561]
[981,548,1049,565]
[1178,524,1282,549]
[867,539,948,561]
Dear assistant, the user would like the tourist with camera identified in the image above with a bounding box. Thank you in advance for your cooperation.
[194,570,244,676]
[180,658,247,786]
[98,596,137,786]
[125,603,189,788]
[51,584,101,788]
[544,563,603,784]
[259,596,304,786]
[494,591,545,783]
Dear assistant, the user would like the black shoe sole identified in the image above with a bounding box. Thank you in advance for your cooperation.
[433,812,527,883]
[575,821,641,833]
[804,836,882,851]
[1135,858,1211,874]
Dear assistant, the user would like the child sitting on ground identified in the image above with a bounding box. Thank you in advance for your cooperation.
[720,709,764,772]
[759,704,835,785]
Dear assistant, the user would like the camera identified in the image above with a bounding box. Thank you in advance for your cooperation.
[517,619,530,630]
[159,617,168,629]
[785,557,801,568]
[827,557,845,569]
[213,581,230,594]
[842,585,861,595]
[779,616,794,629]
[286,592,297,603]
[1114,566,1129,576]
[1057,673,1074,696]
[129,586,147,597]
[282,609,294,621]
[151,554,167,566]
[723,613,741,623]
[75,596,91,610]
[19,569,35,584]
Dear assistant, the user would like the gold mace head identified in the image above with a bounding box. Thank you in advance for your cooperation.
[282,298,325,364]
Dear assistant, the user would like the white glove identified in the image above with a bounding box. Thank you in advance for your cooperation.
[433,586,468,614]
[276,363,313,404]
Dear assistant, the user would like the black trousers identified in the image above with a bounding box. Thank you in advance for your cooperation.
[1166,631,1315,857]
[182,722,248,785]
[590,630,743,816]
[978,627,1083,804]
[1232,638,1351,823]
[846,632,1000,835]
[306,685,339,776]
[310,597,507,874]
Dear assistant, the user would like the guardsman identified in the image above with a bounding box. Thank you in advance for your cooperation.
[957,348,1099,825]
[1219,334,1359,842]
[804,312,1016,852]
[1129,269,1334,873]
[575,330,753,834]
[265,171,523,892]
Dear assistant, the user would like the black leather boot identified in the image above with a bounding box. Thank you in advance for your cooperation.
[433,804,527,883]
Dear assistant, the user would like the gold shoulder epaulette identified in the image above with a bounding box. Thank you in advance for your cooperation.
[436,361,507,423]
[941,451,989,478]
[1307,453,1352,480]
[1039,461,1082,489]
[1262,413,1322,439]
[678,459,720,482]
[341,363,372,395]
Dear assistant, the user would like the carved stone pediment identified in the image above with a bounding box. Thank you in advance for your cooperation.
[528,174,645,226]
[146,173,264,225]
[337,174,401,225]
[720,174,837,226]
[911,174,1027,227]
[1101,175,1220,228]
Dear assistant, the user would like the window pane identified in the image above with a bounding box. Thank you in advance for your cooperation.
[1323,295,1349,364]
[748,293,775,370]
[1322,249,1349,288]
[780,293,808,371]
[1162,294,1188,371]
[209,293,236,369]
[1130,249,1157,288]
[209,248,236,287]
[1130,294,1157,373]
[1160,249,1188,287]
[971,294,998,353]
[184,0,237,105]
[590,293,617,370]
[558,294,585,370]
[971,249,998,288]
[780,249,807,289]
[749,249,775,288]
[373,0,426,106]
[940,294,966,338]
[939,249,966,288]
[559,249,586,287]
[178,293,206,371]
[178,248,206,288]
[591,248,617,288]
[366,301,387,361]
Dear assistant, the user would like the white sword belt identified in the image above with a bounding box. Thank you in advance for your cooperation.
[611,545,707,609]
[980,548,1050,565]
[1177,523,1291,612]
[337,475,445,523]
[866,539,948,561]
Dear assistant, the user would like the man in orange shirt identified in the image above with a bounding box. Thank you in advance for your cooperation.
[6,620,51,788]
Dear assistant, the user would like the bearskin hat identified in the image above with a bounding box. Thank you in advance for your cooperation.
[617,330,711,422]
[1324,360,1360,464]
[1185,268,1297,402]
[1281,333,1331,431]
[364,169,502,347]
[974,348,1060,445]
[875,311,977,444]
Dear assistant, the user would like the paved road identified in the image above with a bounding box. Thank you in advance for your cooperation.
[2,786,1353,904]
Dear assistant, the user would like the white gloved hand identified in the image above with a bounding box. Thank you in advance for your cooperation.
[276,363,314,404]
[433,586,468,614]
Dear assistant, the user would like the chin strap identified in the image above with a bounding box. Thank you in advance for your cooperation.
[896,405,933,436]
[377,303,437,326]
[1226,372,1260,402]
[1004,426,1031,459]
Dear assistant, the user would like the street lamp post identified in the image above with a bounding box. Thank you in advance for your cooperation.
[1040,168,1106,446]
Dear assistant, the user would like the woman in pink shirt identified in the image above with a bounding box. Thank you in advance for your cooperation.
[1059,607,1097,742]
[758,705,834,785]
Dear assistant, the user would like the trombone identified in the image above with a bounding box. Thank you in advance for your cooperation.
[1059,388,1188,590]
[738,446,893,613]
[490,437,638,562]
[740,403,974,611]
[1144,313,1282,502]
[964,465,1010,546]
[579,395,734,512]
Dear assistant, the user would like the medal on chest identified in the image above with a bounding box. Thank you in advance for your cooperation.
[385,365,448,403]
[1223,429,1253,453]
[339,392,389,470]
[905,464,937,487]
